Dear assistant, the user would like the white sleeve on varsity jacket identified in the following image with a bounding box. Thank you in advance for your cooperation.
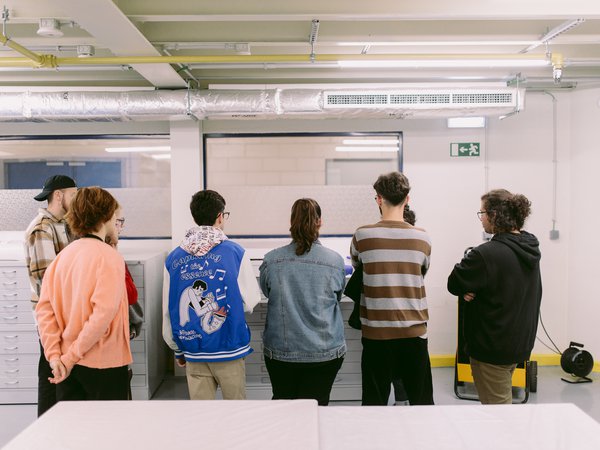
[238,253,261,313]
[162,268,182,356]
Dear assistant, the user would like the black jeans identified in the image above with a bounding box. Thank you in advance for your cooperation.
[37,340,57,417]
[264,356,344,406]
[361,336,434,406]
[56,364,129,401]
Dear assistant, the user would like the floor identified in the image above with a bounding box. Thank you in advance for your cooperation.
[1,366,598,448]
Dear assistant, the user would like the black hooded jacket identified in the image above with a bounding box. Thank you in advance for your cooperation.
[447,231,542,365]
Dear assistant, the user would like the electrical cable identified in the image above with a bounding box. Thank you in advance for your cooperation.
[538,310,562,354]
[536,336,561,354]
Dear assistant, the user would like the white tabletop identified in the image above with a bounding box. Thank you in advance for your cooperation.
[3,400,319,450]
[318,403,600,450]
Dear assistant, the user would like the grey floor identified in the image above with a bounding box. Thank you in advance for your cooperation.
[1,367,598,448]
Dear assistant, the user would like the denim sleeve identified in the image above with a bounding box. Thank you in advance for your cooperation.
[258,259,270,298]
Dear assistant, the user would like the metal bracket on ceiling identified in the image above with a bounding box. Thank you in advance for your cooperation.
[309,19,319,63]
[500,74,524,120]
[2,6,9,38]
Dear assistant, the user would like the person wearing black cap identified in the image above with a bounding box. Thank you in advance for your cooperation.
[24,174,77,416]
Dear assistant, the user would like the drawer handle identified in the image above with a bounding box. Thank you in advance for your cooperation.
[4,380,19,385]
[2,270,17,274]
[4,358,19,362]
[4,369,19,374]
[2,281,17,286]
[2,293,18,297]
[2,316,18,321]
[3,335,18,339]
[3,346,18,351]
[1,305,18,309]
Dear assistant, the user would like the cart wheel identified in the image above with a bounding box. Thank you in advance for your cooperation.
[528,361,538,393]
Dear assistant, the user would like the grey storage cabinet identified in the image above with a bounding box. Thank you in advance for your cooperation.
[0,262,38,403]
[124,250,169,400]
[244,299,362,401]
[0,250,168,404]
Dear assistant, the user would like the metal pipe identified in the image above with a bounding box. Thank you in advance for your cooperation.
[0,33,45,66]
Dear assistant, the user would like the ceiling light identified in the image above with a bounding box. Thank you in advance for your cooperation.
[105,146,171,153]
[339,59,550,69]
[37,18,64,37]
[342,139,399,145]
[337,41,538,47]
[447,117,486,128]
[151,154,171,160]
[521,19,585,53]
[335,146,398,152]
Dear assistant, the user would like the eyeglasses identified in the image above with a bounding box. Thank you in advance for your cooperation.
[476,211,487,220]
[221,211,230,220]
[116,218,125,227]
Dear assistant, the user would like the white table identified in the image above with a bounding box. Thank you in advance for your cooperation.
[319,403,600,450]
[2,400,319,450]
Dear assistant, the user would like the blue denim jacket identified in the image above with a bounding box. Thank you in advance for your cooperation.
[259,240,347,362]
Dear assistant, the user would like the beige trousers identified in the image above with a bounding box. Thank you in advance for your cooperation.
[185,358,246,400]
[470,357,517,404]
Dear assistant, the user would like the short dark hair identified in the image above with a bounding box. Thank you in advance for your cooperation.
[66,187,119,236]
[481,189,532,233]
[190,190,226,226]
[373,172,410,206]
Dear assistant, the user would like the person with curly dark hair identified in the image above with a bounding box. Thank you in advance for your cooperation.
[447,189,542,404]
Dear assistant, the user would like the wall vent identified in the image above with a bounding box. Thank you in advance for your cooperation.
[324,89,519,109]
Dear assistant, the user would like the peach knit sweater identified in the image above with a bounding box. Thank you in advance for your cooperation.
[36,237,132,370]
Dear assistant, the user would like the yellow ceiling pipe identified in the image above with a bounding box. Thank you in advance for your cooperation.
[0,50,555,68]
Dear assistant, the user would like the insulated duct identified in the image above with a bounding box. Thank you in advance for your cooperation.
[0,87,523,122]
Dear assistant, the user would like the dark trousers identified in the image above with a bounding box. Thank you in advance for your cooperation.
[361,336,434,406]
[264,356,344,406]
[56,365,129,401]
[37,341,57,417]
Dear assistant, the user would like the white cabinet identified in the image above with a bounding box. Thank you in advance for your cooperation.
[124,250,169,400]
[244,299,362,401]
[0,249,169,404]
[0,263,39,403]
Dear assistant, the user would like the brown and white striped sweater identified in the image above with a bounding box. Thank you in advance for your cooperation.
[350,220,431,340]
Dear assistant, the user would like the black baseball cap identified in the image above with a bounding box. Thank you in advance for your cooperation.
[34,175,77,202]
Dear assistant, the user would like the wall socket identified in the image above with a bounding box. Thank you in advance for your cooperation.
[549,229,560,240]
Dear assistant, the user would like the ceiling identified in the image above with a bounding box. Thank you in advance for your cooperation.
[1,1,600,91]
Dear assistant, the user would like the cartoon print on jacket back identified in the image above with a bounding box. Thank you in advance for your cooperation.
[179,271,229,334]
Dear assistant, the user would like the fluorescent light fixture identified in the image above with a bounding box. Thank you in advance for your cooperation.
[335,146,399,152]
[337,41,538,47]
[521,19,585,53]
[339,59,550,69]
[151,154,171,160]
[447,117,486,128]
[105,146,170,153]
[342,139,399,145]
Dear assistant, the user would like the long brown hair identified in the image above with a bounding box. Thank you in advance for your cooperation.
[290,198,321,256]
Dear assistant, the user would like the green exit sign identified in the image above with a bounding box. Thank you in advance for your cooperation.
[450,142,480,157]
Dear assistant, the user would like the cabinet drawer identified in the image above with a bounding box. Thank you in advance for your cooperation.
[0,277,30,290]
[0,289,31,302]
[1,330,38,343]
[0,313,35,325]
[0,267,28,281]
[130,340,145,353]
[131,374,147,387]
[1,364,37,377]
[1,342,39,354]
[1,354,39,367]
[0,302,35,313]
[246,375,271,385]
[245,363,268,376]
[0,376,37,389]
[131,362,146,375]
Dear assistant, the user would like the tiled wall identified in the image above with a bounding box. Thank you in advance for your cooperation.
[206,136,397,187]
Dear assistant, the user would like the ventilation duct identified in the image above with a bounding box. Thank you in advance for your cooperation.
[0,87,523,122]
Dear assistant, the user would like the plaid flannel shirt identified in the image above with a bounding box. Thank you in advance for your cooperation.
[24,208,73,304]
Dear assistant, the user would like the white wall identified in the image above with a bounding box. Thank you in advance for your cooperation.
[569,87,600,361]
[202,101,572,356]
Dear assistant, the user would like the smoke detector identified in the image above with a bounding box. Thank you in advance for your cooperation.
[37,18,63,37]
